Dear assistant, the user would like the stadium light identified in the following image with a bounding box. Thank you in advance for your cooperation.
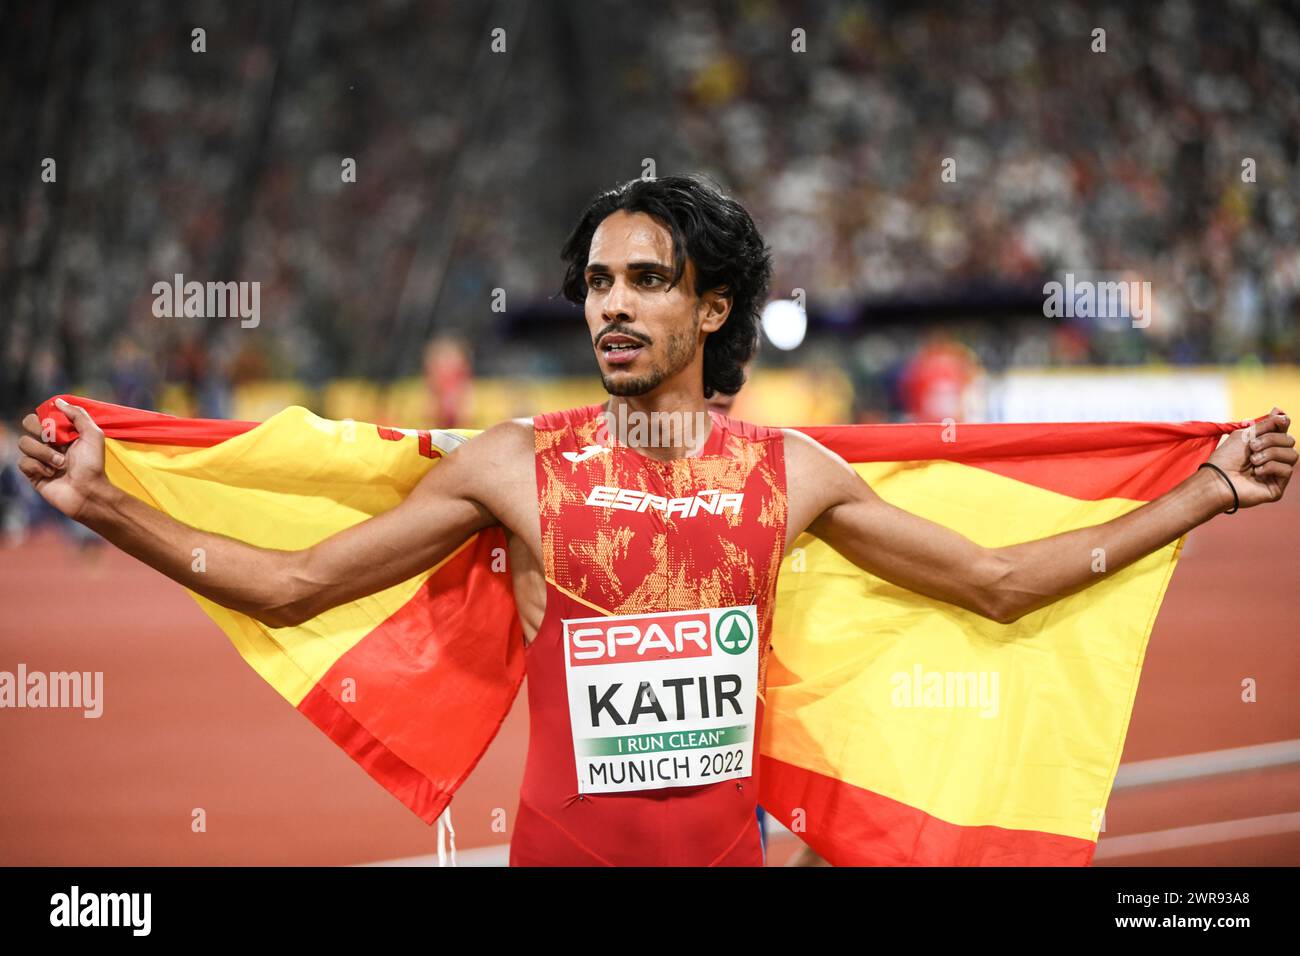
[761,299,806,351]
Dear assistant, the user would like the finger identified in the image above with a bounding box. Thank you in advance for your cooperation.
[21,413,70,453]
[17,456,55,482]
[1248,432,1296,452]
[1250,409,1289,436]
[52,403,104,450]
[20,411,64,444]
[53,398,101,438]
[1249,446,1298,468]
[1253,461,1292,484]
[17,434,65,469]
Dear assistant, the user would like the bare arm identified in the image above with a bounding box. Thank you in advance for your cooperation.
[18,398,525,628]
[786,428,1011,621]
[787,409,1294,624]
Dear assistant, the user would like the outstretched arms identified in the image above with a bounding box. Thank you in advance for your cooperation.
[17,398,524,628]
[787,409,1294,624]
[980,410,1292,621]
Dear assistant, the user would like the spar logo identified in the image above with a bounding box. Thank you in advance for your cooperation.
[567,610,712,666]
[715,609,753,655]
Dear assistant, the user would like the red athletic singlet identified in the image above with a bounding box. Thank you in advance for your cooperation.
[509,403,788,866]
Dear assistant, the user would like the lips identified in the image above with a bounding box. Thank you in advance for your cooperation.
[599,333,647,366]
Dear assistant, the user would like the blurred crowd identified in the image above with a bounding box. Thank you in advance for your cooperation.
[653,0,1300,371]
[2,0,1298,430]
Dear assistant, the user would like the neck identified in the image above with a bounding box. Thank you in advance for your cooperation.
[601,387,714,461]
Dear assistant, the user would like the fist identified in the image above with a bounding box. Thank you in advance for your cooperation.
[1205,407,1295,509]
[16,398,107,521]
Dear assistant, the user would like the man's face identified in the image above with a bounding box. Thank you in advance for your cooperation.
[582,210,726,396]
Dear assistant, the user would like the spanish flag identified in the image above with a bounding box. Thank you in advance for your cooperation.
[36,395,1237,865]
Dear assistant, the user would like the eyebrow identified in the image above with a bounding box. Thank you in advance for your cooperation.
[585,260,675,275]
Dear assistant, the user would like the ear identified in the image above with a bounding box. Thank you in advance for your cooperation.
[698,286,732,334]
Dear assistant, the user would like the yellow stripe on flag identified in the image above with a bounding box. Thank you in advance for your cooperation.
[101,407,456,705]
[765,459,1181,843]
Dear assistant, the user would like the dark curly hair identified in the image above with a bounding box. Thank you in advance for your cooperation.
[560,175,773,399]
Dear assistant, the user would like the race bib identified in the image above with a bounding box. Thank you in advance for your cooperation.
[563,605,759,794]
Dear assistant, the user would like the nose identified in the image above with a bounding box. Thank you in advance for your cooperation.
[602,275,636,323]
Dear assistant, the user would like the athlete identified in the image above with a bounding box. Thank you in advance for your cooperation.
[16,176,1296,866]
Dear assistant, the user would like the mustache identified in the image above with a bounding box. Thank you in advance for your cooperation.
[596,328,652,347]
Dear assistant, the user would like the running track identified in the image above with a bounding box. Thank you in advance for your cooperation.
[1,492,1296,866]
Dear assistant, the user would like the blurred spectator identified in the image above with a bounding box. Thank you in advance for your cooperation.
[898,333,982,422]
[423,334,473,428]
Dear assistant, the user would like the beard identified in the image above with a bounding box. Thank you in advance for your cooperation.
[599,315,699,396]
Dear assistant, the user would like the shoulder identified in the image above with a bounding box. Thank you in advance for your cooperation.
[780,427,865,503]
[458,418,534,461]
[433,419,534,485]
[427,419,537,520]
[780,427,847,469]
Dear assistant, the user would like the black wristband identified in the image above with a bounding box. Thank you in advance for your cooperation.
[1198,462,1239,514]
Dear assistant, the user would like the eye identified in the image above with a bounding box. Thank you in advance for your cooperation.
[587,275,610,290]
[638,273,665,288]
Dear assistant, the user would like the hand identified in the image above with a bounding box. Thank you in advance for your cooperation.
[16,398,108,521]
[1205,407,1295,509]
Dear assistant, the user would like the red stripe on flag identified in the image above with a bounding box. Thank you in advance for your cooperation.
[758,755,1096,866]
[297,682,451,822]
[299,528,525,823]
[799,420,1238,501]
[37,395,256,447]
